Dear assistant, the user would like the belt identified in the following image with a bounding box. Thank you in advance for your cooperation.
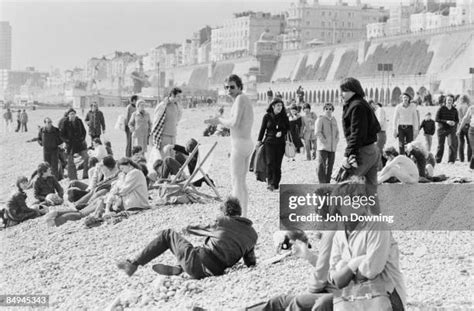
[399,124,413,129]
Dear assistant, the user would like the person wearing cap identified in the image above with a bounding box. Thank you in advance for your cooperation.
[393,92,419,155]
[59,108,89,180]
[84,101,105,145]
[301,103,318,161]
[435,94,459,163]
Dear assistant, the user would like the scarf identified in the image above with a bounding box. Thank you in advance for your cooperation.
[151,101,167,147]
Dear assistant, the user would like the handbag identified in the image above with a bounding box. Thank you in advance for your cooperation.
[333,277,392,311]
[285,133,296,158]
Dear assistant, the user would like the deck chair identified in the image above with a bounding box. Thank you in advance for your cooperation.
[156,142,221,202]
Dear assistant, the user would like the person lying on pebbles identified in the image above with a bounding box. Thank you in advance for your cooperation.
[117,196,258,279]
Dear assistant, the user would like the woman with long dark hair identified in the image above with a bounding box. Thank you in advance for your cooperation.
[340,77,381,192]
[257,99,290,191]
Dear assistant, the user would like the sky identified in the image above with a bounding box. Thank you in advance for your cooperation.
[0,0,409,72]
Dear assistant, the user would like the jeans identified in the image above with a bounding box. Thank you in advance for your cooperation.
[304,137,317,160]
[458,125,472,162]
[436,127,458,163]
[44,149,59,179]
[125,126,132,157]
[246,293,333,311]
[352,143,380,212]
[317,150,335,184]
[21,122,28,132]
[469,127,474,169]
[264,143,285,188]
[398,125,413,155]
[134,229,214,279]
[67,180,89,202]
[67,150,89,180]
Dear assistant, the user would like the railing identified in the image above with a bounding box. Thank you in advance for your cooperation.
[370,22,474,43]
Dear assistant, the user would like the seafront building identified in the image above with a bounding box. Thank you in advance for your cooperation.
[282,0,388,49]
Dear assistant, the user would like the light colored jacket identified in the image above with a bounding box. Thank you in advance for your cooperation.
[315,115,339,152]
[117,168,150,210]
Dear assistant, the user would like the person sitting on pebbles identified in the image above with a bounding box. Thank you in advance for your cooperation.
[33,162,64,204]
[2,176,42,227]
[117,196,258,279]
[378,147,419,184]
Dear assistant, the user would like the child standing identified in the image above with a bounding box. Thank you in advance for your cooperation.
[420,112,435,152]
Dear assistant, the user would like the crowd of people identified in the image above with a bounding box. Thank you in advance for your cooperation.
[1,73,473,311]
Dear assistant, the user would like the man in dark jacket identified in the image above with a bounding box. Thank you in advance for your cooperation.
[435,94,459,163]
[84,101,106,144]
[340,78,381,199]
[117,197,258,279]
[38,117,63,179]
[60,108,89,180]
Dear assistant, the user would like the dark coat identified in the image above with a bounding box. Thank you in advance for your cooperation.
[38,126,62,151]
[186,216,258,274]
[34,176,64,201]
[249,144,267,182]
[60,117,87,154]
[5,191,39,226]
[85,110,106,137]
[342,94,380,157]
[258,112,290,145]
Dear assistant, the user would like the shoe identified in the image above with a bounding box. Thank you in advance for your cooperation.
[117,259,138,277]
[152,264,183,276]
[267,185,275,192]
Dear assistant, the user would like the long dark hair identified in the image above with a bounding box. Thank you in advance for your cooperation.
[340,77,365,98]
[266,98,287,116]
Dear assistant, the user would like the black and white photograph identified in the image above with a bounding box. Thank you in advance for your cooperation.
[0,0,473,309]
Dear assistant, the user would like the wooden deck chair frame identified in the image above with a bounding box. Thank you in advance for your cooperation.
[160,141,221,201]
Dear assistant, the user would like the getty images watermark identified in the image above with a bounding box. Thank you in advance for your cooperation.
[286,190,394,224]
[279,184,474,231]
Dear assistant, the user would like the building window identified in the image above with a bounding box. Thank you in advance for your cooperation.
[342,21,344,27]
[322,21,325,27]
[322,11,325,16]
[306,21,310,26]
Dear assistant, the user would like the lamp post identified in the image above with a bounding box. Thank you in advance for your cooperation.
[156,62,160,104]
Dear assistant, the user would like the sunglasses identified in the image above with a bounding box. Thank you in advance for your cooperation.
[324,108,334,111]
[224,85,236,90]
